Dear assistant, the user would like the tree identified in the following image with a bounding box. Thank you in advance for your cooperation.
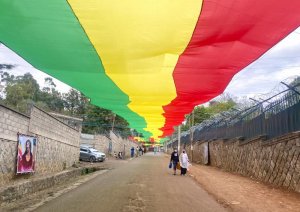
[63,89,89,115]
[81,103,131,137]
[3,73,40,113]
[1,70,15,85]
[82,104,113,134]
[180,93,237,132]
[42,77,56,93]
[193,106,211,125]
[37,77,65,112]
[0,72,135,137]
[0,64,14,70]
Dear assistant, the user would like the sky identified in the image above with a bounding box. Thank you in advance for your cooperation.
[224,27,300,98]
[0,27,299,99]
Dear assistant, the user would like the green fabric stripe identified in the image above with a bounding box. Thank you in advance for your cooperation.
[0,0,150,137]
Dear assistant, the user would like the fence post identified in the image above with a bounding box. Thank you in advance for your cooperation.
[178,125,181,152]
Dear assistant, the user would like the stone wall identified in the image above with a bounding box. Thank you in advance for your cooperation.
[0,168,83,204]
[0,165,103,204]
[0,105,30,186]
[110,131,139,158]
[0,105,80,186]
[188,141,209,165]
[29,107,79,147]
[183,132,300,193]
[29,107,80,174]
[80,131,138,158]
[0,105,29,141]
[80,133,111,154]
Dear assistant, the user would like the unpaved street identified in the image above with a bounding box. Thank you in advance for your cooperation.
[35,153,226,212]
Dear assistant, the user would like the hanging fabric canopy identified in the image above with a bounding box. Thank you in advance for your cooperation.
[1,0,300,139]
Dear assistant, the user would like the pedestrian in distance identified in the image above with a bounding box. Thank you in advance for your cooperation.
[118,151,123,159]
[136,146,139,157]
[130,147,135,158]
[179,149,189,176]
[139,146,143,156]
[170,148,179,175]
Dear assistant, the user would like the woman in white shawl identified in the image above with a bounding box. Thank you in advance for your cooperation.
[179,150,189,176]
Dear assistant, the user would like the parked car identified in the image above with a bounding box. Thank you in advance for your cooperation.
[79,145,106,162]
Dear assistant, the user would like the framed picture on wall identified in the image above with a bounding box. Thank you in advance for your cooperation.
[16,134,37,174]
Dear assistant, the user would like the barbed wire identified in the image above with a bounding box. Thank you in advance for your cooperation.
[169,75,300,143]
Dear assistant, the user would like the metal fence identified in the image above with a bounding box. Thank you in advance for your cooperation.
[170,78,300,146]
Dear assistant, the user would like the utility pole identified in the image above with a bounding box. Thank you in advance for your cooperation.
[178,125,181,152]
[190,111,194,162]
[111,113,116,132]
[165,140,167,153]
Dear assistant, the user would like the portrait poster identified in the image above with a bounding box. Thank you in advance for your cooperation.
[16,134,37,174]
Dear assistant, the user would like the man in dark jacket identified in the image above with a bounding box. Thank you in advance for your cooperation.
[130,147,135,158]
[170,148,179,175]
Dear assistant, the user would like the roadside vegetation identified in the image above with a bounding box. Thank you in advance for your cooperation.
[0,68,132,137]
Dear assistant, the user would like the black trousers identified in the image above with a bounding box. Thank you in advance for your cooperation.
[181,167,187,175]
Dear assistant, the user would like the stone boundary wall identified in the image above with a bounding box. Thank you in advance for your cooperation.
[182,132,300,193]
[0,105,30,141]
[0,166,103,204]
[0,105,30,186]
[0,169,81,204]
[80,132,139,158]
[29,107,79,146]
[109,131,138,158]
[0,105,80,186]
[30,106,80,175]
[187,141,209,165]
[81,134,111,154]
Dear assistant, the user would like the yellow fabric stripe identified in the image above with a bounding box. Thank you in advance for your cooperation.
[68,0,203,138]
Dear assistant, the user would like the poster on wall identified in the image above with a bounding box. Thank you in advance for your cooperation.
[16,134,37,174]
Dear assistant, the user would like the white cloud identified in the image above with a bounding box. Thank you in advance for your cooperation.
[224,27,300,98]
[0,43,71,93]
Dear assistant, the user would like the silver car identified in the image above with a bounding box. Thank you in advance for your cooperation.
[79,146,106,162]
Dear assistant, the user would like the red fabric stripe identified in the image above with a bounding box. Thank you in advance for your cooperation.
[161,0,300,137]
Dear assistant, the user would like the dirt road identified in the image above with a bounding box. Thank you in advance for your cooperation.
[189,164,300,212]
[35,153,226,212]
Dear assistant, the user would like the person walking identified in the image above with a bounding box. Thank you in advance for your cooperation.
[118,151,123,159]
[136,146,139,157]
[170,148,179,175]
[130,147,135,158]
[179,149,189,176]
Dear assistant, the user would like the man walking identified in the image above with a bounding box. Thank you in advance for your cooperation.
[130,147,135,158]
[170,148,179,175]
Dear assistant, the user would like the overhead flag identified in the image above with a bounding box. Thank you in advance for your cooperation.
[1,0,300,139]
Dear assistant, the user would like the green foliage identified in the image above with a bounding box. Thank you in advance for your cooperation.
[207,100,236,114]
[180,93,237,132]
[2,73,40,113]
[81,104,114,134]
[288,76,300,93]
[81,104,131,137]
[0,64,15,70]
[63,89,89,115]
[193,106,211,125]
[0,71,131,137]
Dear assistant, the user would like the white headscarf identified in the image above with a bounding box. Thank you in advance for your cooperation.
[180,151,189,168]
